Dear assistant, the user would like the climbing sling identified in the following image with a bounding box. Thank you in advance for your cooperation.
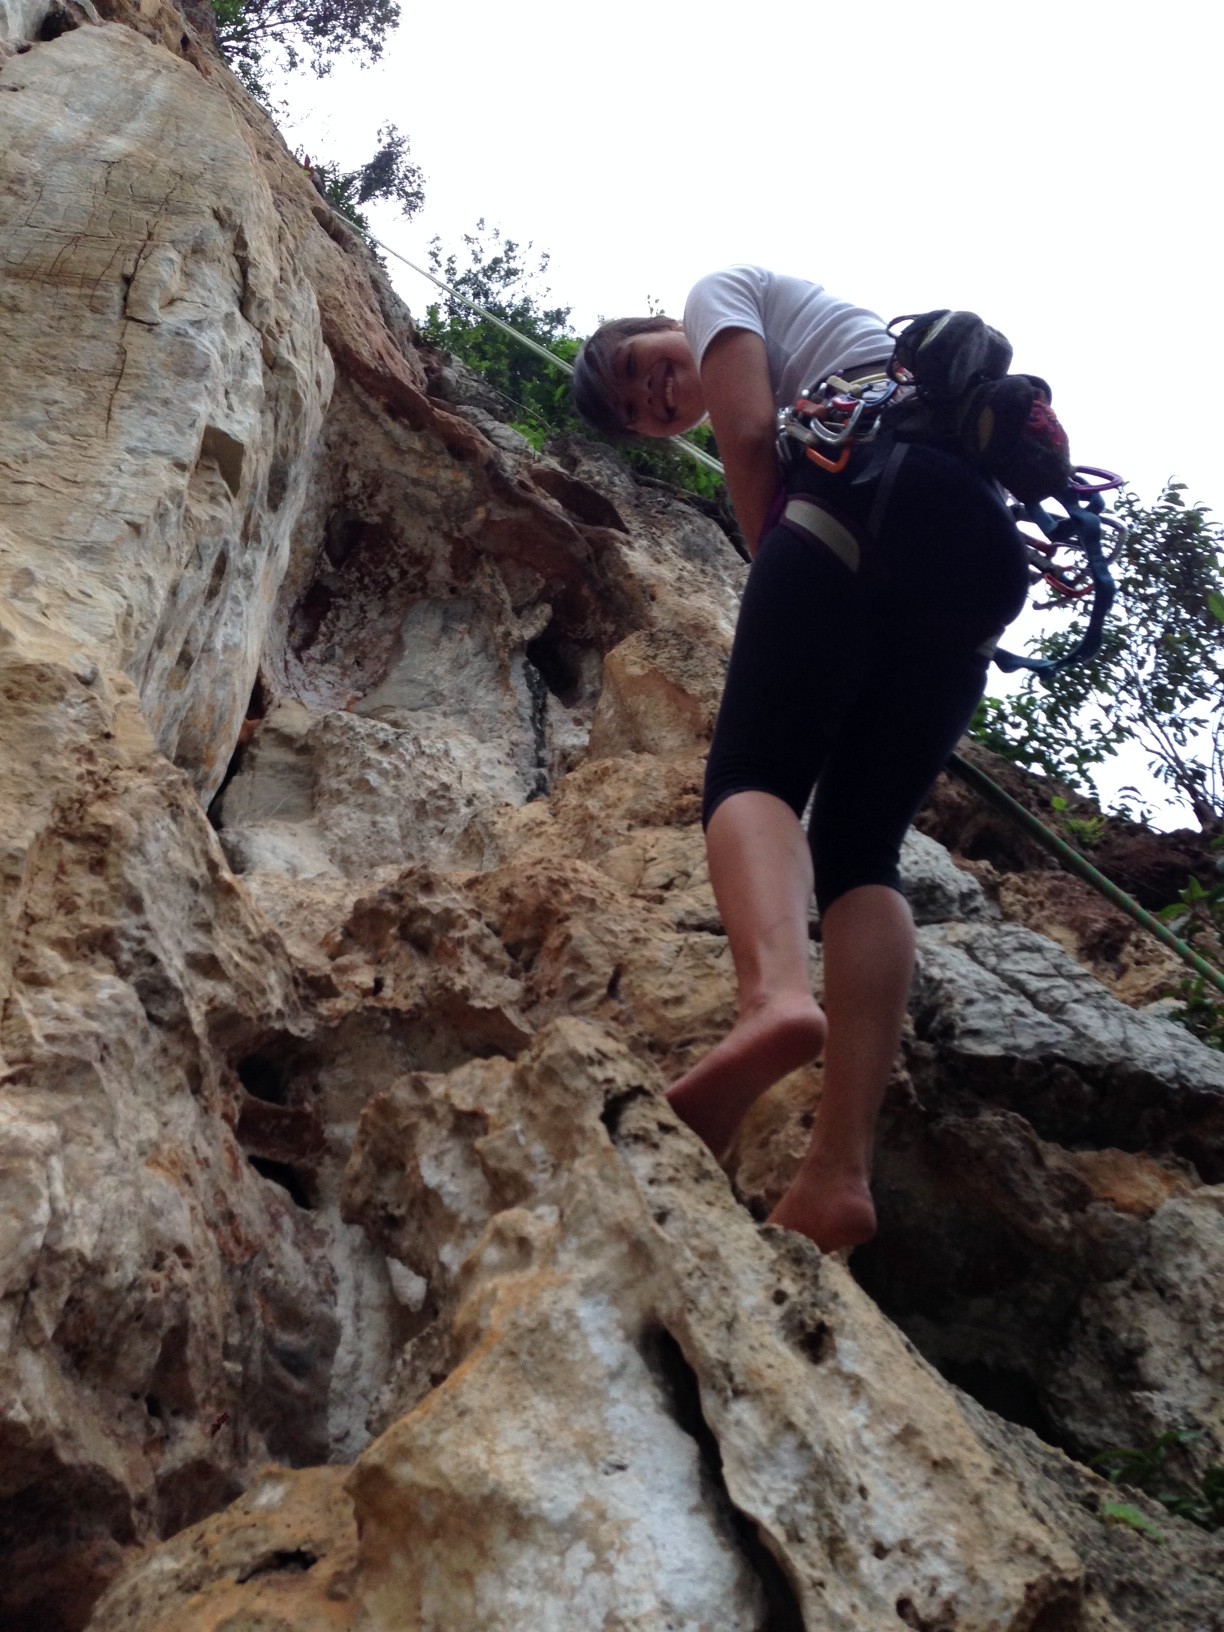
[776,309,1125,674]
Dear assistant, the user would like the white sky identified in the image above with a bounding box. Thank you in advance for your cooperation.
[275,0,1222,826]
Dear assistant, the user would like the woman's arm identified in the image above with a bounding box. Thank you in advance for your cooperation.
[698,327,780,556]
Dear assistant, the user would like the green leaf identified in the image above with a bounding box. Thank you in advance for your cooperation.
[972,481,1224,830]
[1101,1501,1165,1540]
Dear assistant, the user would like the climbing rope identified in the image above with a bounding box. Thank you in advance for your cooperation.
[327,202,1220,1000]
[329,205,725,479]
[947,753,1224,999]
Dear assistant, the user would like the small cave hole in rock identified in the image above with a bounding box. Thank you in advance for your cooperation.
[526,623,587,708]
[147,1322,198,1417]
[236,1549,319,1584]
[1027,1594,1087,1632]
[237,1054,290,1106]
[786,1317,832,1366]
[324,507,370,569]
[599,1086,652,1139]
[896,1597,941,1631]
[644,1327,805,1632]
[935,1359,1066,1450]
[245,673,269,723]
[528,465,628,531]
[1172,1133,1224,1185]
[396,921,433,957]
[199,425,245,498]
[207,675,270,832]
[37,2,78,40]
[248,1156,317,1210]
[266,457,291,512]
[204,546,229,605]
[290,582,334,655]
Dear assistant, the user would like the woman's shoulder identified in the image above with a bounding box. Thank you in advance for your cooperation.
[684,267,783,354]
[685,266,830,323]
[684,267,838,373]
[687,264,785,304]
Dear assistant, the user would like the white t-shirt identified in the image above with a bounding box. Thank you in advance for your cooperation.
[683,266,892,411]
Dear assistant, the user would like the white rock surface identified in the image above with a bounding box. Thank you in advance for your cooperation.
[0,20,331,802]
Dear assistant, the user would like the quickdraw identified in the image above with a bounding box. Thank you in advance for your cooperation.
[1017,468,1127,600]
[778,371,903,473]
[995,468,1126,675]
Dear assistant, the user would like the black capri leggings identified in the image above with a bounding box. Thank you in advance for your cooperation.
[702,441,1031,914]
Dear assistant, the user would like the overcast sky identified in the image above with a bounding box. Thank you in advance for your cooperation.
[276,0,1221,823]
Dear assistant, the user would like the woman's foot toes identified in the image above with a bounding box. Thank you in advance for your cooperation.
[666,994,826,1161]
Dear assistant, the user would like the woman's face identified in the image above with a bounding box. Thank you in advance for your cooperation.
[614,327,706,437]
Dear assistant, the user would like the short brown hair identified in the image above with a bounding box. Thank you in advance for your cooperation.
[571,315,681,441]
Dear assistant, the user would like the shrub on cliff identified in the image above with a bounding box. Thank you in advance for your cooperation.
[213,0,399,93]
[421,222,578,445]
[308,124,424,231]
[422,223,727,511]
[973,483,1224,832]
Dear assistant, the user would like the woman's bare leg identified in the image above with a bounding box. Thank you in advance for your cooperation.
[768,884,914,1251]
[666,791,826,1160]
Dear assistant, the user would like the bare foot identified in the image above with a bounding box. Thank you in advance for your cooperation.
[767,1160,876,1254]
[666,992,826,1162]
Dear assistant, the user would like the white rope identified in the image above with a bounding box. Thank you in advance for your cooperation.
[330,206,726,479]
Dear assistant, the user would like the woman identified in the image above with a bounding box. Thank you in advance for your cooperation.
[572,267,1030,1251]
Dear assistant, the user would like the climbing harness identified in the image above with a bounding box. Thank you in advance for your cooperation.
[776,318,1128,677]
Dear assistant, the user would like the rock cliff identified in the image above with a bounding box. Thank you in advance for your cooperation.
[1,4,1222,1628]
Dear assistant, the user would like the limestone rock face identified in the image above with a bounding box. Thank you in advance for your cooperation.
[1,13,332,804]
[3,4,1224,1630]
[96,1024,1085,1632]
[0,640,343,1625]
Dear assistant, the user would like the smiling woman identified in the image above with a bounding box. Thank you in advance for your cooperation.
[570,263,1032,1254]
[617,327,708,436]
[570,314,692,441]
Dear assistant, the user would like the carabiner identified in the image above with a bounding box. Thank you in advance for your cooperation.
[806,445,851,475]
[1069,466,1125,495]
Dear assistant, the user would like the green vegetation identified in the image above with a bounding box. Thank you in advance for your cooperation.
[1099,1500,1165,1541]
[972,483,1224,833]
[975,484,1224,1047]
[419,222,580,446]
[213,0,399,94]
[208,0,422,230]
[308,124,424,232]
[420,221,730,515]
[1047,794,1107,850]
[1092,1429,1224,1531]
[1159,836,1224,1050]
